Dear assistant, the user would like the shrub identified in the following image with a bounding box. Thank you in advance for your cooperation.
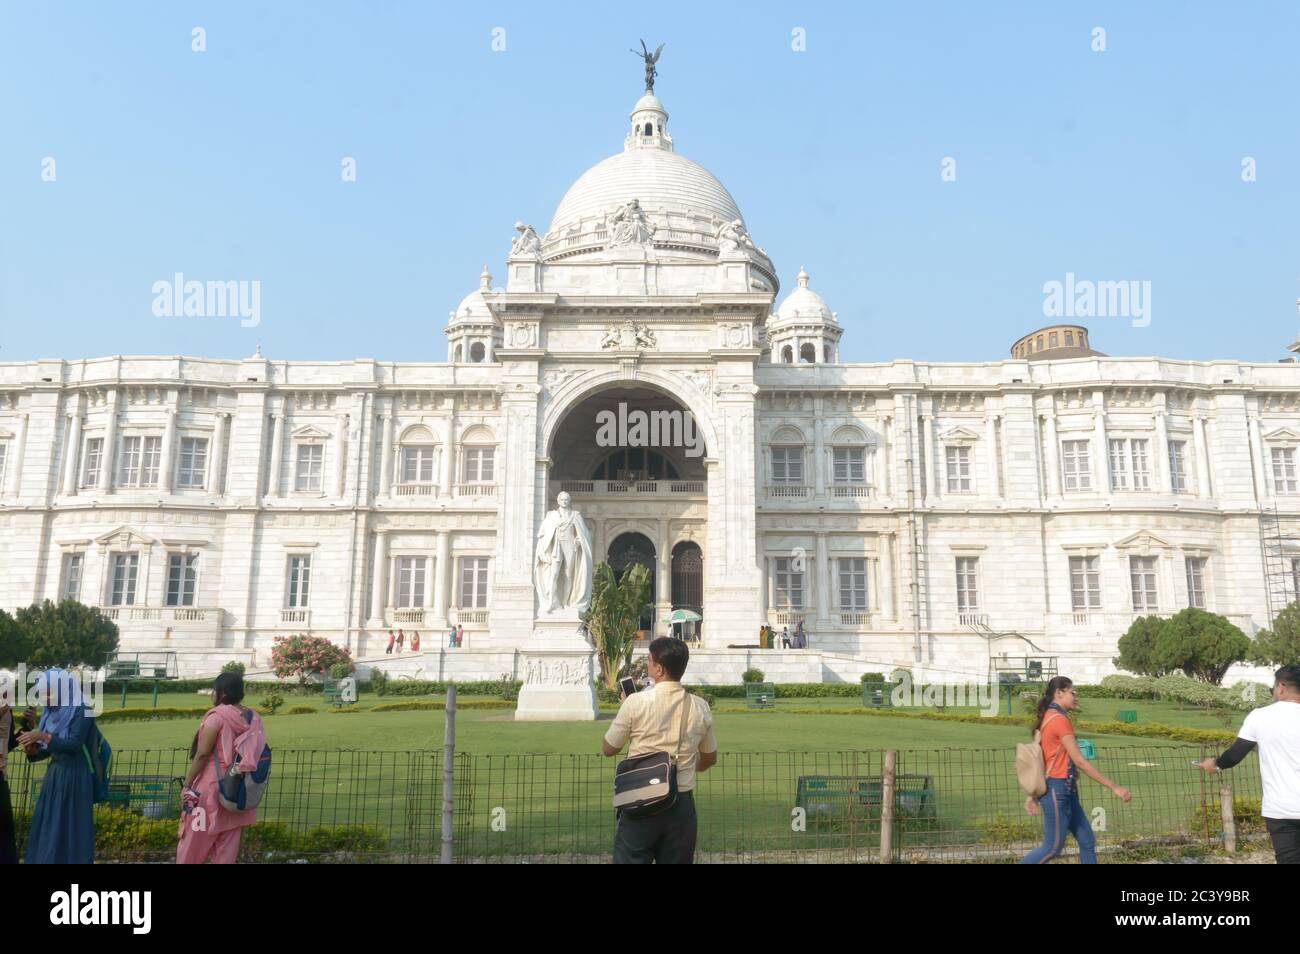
[270,634,352,686]
[888,668,913,686]
[325,705,362,714]
[860,672,885,684]
[741,668,765,684]
[1250,601,1300,667]
[595,684,620,705]
[1154,609,1250,684]
[1115,615,1169,677]
[369,669,389,696]
[688,688,716,708]
[285,705,316,715]
[221,660,246,675]
[97,706,209,724]
[258,690,285,715]
[978,813,1039,844]
[328,660,355,680]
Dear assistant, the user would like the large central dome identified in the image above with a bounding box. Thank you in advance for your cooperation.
[545,91,745,237]
[549,149,743,234]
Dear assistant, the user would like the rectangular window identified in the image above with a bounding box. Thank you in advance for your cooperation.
[832,447,866,484]
[945,446,972,493]
[395,557,427,608]
[1061,440,1092,492]
[1272,447,1298,495]
[955,557,980,612]
[165,553,198,607]
[459,557,489,609]
[773,557,805,609]
[1069,556,1102,611]
[1130,556,1159,613]
[1185,557,1207,609]
[110,553,139,606]
[118,436,142,486]
[402,446,436,483]
[771,447,804,484]
[1109,438,1150,491]
[81,437,103,487]
[838,558,868,611]
[176,437,209,489]
[286,555,312,609]
[1168,440,1189,493]
[62,553,83,602]
[117,436,161,487]
[295,444,324,492]
[462,448,495,483]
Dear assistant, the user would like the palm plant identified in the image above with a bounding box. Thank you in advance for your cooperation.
[584,561,652,690]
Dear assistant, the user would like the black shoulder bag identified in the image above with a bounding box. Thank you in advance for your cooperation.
[612,694,693,818]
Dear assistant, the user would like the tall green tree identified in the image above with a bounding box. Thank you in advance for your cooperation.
[15,600,119,669]
[1154,608,1250,685]
[0,608,30,668]
[1250,601,1300,667]
[584,561,652,690]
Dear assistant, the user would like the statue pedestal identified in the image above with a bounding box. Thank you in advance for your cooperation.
[514,617,598,722]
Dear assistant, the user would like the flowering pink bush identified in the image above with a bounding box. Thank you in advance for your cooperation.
[270,634,352,685]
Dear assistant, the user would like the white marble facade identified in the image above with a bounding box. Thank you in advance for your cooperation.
[0,86,1296,685]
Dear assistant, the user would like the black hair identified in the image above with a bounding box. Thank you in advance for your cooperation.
[213,671,245,707]
[1276,666,1300,694]
[1031,676,1074,735]
[648,636,689,681]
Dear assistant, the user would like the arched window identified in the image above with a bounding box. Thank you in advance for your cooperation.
[799,343,816,363]
[671,541,703,612]
[830,425,869,487]
[824,344,832,363]
[459,425,496,485]
[770,426,806,486]
[453,344,463,363]
[469,341,486,363]
[397,425,438,484]
[781,345,794,364]
[608,532,656,630]
[1065,330,1074,346]
[1049,332,1058,349]
[591,448,680,481]
[644,122,653,136]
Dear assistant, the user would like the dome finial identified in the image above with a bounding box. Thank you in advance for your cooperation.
[797,265,810,288]
[480,264,492,290]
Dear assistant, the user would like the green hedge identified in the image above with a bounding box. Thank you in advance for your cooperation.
[369,699,515,713]
[369,679,522,697]
[98,706,210,724]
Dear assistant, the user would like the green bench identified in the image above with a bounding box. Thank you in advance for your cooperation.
[1117,709,1138,724]
[795,774,937,826]
[32,774,179,820]
[861,681,894,708]
[745,683,776,709]
[106,661,141,679]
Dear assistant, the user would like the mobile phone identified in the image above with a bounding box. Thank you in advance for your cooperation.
[618,677,637,698]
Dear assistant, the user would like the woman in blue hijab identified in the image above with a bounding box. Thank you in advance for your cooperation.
[17,669,96,864]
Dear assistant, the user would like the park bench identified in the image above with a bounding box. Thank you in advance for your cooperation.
[795,774,936,825]
[1117,709,1138,724]
[745,682,776,709]
[106,660,141,680]
[861,681,894,708]
[32,773,179,820]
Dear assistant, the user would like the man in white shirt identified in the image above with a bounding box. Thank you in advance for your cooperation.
[601,637,717,864]
[1199,665,1300,863]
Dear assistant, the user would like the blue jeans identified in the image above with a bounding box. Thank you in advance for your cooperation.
[1019,777,1097,864]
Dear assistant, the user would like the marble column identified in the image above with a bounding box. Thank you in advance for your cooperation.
[1193,415,1211,497]
[209,413,228,494]
[985,413,999,498]
[815,531,830,625]
[267,409,285,497]
[378,408,394,496]
[921,412,935,505]
[1152,405,1169,493]
[1042,410,1061,497]
[99,389,119,491]
[159,404,178,493]
[1249,416,1268,502]
[1092,392,1108,492]
[334,413,348,498]
[439,414,456,496]
[62,404,83,495]
[370,529,388,625]
[880,532,895,620]
[433,530,451,628]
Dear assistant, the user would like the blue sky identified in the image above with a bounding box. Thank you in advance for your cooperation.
[2,1,1299,364]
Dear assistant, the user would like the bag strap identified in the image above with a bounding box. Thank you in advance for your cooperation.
[671,692,692,763]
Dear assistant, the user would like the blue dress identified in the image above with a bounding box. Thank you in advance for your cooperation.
[25,707,95,864]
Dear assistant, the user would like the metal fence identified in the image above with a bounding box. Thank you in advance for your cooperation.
[7,744,1268,863]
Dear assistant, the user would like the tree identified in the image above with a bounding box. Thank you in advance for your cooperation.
[1251,602,1300,667]
[0,609,30,669]
[14,600,118,669]
[1114,615,1169,677]
[1154,608,1250,685]
[584,561,651,690]
[270,634,352,686]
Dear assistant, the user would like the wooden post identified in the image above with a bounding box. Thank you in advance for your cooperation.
[880,749,897,864]
[1219,776,1236,855]
[440,684,456,864]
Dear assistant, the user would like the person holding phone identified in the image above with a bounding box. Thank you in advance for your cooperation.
[601,638,717,864]
[0,672,23,865]
[19,669,97,864]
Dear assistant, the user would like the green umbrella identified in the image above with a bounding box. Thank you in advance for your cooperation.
[665,609,702,623]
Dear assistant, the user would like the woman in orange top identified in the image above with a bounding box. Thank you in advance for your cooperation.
[1020,676,1131,864]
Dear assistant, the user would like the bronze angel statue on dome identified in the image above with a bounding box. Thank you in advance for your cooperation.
[631,40,664,92]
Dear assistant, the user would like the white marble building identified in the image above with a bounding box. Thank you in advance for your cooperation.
[1,83,1297,686]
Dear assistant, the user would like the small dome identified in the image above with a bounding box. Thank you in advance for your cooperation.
[773,267,837,325]
[448,284,495,327]
[633,93,665,113]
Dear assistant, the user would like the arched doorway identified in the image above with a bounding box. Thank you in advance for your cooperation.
[671,540,703,641]
[608,532,656,633]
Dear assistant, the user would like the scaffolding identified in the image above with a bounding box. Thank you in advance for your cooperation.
[1259,505,1296,627]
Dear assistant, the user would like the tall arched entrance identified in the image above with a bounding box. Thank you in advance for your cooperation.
[544,381,711,640]
[671,540,704,641]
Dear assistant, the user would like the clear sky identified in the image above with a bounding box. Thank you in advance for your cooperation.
[3,1,1299,365]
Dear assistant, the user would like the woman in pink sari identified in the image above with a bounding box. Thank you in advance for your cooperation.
[177,672,266,864]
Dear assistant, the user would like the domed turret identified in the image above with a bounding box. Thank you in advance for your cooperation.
[445,266,502,364]
[768,267,842,364]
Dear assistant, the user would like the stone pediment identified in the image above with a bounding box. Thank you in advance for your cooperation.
[1113,530,1171,553]
[94,526,159,548]
[938,426,981,442]
[291,424,332,440]
[1263,426,1300,442]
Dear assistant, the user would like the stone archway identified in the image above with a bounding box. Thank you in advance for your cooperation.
[608,532,656,632]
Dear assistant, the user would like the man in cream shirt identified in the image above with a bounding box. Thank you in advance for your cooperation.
[602,637,717,864]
